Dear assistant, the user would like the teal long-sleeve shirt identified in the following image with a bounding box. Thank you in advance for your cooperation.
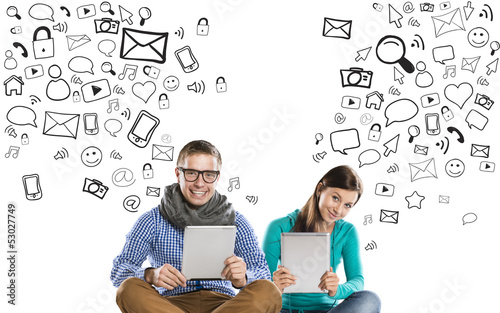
[262,209,364,311]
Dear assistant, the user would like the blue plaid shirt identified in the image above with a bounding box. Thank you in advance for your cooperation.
[110,206,271,297]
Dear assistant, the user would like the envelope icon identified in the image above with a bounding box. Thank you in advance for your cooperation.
[43,111,80,139]
[66,35,91,51]
[380,209,399,224]
[471,144,490,158]
[120,28,168,64]
[414,145,428,155]
[323,17,352,39]
[462,56,480,73]
[152,144,174,161]
[431,8,465,37]
[146,186,160,197]
[409,158,437,182]
[439,195,450,204]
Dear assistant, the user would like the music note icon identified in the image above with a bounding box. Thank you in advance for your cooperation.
[5,146,20,159]
[118,64,138,80]
[363,214,373,226]
[443,65,456,79]
[228,177,240,192]
[107,99,120,113]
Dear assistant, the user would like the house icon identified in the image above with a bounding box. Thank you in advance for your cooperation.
[4,75,24,96]
[366,91,384,110]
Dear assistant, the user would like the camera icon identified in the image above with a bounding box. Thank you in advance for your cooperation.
[474,93,494,110]
[340,67,373,88]
[94,18,120,34]
[420,3,434,12]
[83,178,109,199]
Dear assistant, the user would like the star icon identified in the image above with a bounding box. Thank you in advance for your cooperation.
[406,191,425,209]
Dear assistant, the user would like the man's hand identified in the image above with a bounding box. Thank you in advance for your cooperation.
[272,265,297,294]
[145,264,187,290]
[221,255,247,288]
[318,267,339,297]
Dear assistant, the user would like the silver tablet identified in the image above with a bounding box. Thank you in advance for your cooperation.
[182,226,237,280]
[281,232,331,293]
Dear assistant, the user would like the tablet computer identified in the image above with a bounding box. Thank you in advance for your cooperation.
[182,226,237,280]
[281,232,331,293]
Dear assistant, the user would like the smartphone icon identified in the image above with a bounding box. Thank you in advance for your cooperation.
[84,113,99,135]
[425,113,440,135]
[174,46,199,73]
[22,174,42,200]
[128,110,160,148]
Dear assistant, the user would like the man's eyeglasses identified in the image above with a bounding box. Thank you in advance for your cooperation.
[177,167,220,183]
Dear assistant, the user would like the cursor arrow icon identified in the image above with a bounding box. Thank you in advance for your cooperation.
[389,4,403,28]
[394,67,405,84]
[463,1,474,21]
[383,134,400,157]
[119,5,133,25]
[486,58,498,75]
[355,47,372,62]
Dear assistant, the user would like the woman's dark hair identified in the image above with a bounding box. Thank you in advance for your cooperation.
[294,165,363,232]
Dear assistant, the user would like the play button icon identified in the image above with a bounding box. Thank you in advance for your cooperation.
[24,64,44,79]
[81,79,111,102]
[479,161,495,172]
[76,4,96,19]
[92,85,102,96]
[421,93,440,108]
[375,183,395,196]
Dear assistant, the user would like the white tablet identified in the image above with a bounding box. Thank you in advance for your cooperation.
[281,232,331,293]
[182,226,237,280]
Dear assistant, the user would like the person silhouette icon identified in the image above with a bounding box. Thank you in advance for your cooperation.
[46,65,71,101]
[415,61,433,88]
[4,50,17,70]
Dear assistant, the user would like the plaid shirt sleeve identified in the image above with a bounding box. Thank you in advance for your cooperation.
[110,210,155,287]
[234,212,272,285]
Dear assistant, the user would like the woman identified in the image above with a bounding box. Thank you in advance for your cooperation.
[262,165,381,313]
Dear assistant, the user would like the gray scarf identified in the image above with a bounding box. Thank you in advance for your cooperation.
[159,183,235,228]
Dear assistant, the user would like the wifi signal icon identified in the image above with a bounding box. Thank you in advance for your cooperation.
[30,95,41,105]
[479,4,493,21]
[411,34,425,50]
[121,108,131,120]
[365,240,377,251]
[174,27,184,39]
[246,195,258,205]
[71,75,83,84]
[436,136,449,154]
[387,163,399,173]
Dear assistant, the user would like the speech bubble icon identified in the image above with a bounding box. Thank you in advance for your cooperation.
[98,40,116,57]
[68,56,94,74]
[29,3,55,21]
[432,45,455,64]
[384,98,419,127]
[465,109,488,130]
[358,149,381,167]
[104,119,122,137]
[330,128,360,155]
[462,212,477,225]
[7,106,37,127]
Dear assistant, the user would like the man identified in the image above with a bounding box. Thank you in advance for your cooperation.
[111,140,281,313]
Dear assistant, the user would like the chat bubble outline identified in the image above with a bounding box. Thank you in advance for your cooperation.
[384,98,419,127]
[358,149,381,167]
[462,212,477,225]
[104,119,122,137]
[7,106,37,127]
[465,109,488,130]
[330,128,360,155]
[98,40,116,57]
[29,3,55,21]
[68,56,94,74]
[432,45,455,64]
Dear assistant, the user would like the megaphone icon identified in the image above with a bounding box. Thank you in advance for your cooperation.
[52,22,67,33]
[187,80,205,94]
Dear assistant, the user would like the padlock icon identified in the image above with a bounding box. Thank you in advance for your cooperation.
[441,106,454,122]
[73,91,81,102]
[143,65,160,79]
[216,77,227,93]
[158,93,169,109]
[21,133,29,145]
[143,163,154,179]
[32,26,54,59]
[197,18,209,36]
[10,26,22,34]
[368,123,382,142]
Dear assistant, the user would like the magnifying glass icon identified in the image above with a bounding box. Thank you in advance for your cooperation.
[7,6,21,20]
[376,35,415,73]
[490,41,500,56]
[101,62,116,76]
[100,1,115,15]
[139,7,152,26]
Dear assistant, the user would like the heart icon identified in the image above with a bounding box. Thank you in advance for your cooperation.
[132,81,156,103]
[444,82,473,109]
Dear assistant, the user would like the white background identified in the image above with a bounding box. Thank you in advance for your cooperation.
[1,0,499,312]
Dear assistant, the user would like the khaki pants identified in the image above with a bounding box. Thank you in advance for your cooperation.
[116,277,282,313]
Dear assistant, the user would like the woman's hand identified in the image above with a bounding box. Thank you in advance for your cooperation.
[272,265,297,293]
[318,267,339,297]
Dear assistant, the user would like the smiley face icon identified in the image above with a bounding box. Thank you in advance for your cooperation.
[163,75,179,91]
[445,158,465,177]
[468,27,489,48]
[81,146,103,167]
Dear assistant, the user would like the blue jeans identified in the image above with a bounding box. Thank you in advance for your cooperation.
[280,290,381,313]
